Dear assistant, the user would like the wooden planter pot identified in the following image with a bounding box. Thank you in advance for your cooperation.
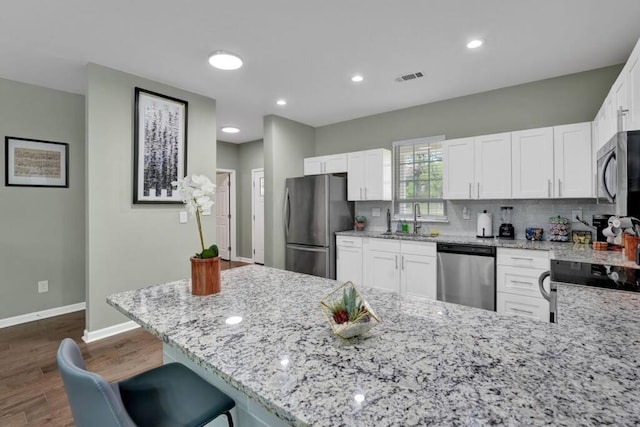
[190,256,221,296]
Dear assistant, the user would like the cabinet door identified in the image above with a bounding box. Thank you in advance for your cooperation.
[442,137,475,199]
[324,154,348,174]
[628,43,640,130]
[474,133,512,199]
[347,152,365,200]
[613,74,629,132]
[554,122,592,198]
[496,292,549,322]
[336,246,363,286]
[511,127,554,199]
[604,93,616,142]
[401,254,436,300]
[363,249,400,292]
[363,149,392,201]
[304,157,323,175]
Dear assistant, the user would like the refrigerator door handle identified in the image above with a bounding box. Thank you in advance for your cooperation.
[283,187,290,238]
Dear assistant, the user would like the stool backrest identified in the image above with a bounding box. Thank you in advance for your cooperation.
[56,338,136,427]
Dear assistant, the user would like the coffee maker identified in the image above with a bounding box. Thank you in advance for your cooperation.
[498,206,515,239]
[592,214,611,242]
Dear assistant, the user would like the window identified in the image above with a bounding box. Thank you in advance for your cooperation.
[393,136,446,220]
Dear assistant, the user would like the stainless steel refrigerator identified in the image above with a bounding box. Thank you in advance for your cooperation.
[284,175,354,279]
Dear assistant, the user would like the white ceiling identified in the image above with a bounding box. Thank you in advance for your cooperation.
[1,1,640,143]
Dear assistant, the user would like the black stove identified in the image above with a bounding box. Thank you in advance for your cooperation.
[550,260,640,293]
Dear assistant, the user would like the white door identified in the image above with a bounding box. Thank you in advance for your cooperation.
[474,133,512,199]
[347,151,365,201]
[442,137,475,199]
[511,127,554,199]
[216,173,230,260]
[401,254,437,300]
[363,249,400,292]
[554,122,593,198]
[613,74,629,132]
[252,169,265,264]
[336,246,363,286]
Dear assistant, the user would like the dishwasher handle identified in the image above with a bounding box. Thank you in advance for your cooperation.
[538,271,551,301]
[436,243,495,257]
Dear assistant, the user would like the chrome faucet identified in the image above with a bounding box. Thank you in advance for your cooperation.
[413,203,422,235]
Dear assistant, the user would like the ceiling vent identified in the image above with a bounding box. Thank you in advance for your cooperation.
[396,71,424,82]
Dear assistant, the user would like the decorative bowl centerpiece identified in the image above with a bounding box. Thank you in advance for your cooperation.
[320,281,380,339]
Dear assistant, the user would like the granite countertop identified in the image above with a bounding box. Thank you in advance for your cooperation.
[337,230,640,269]
[108,265,640,426]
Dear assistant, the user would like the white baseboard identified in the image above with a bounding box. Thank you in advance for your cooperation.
[0,302,86,329]
[235,257,254,263]
[82,321,140,343]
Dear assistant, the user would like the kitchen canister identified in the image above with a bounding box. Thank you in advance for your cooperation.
[525,228,544,241]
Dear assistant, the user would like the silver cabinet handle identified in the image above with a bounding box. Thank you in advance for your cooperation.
[548,179,551,198]
[360,188,363,199]
[468,182,472,198]
[595,172,599,202]
[511,256,534,261]
[402,255,405,270]
[558,179,561,197]
[364,187,367,199]
[511,280,534,285]
[395,255,398,270]
[341,239,354,243]
[477,182,480,199]
[510,307,534,315]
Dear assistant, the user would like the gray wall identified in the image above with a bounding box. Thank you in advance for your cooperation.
[86,63,216,332]
[0,78,85,319]
[264,116,314,268]
[237,140,263,259]
[315,65,623,155]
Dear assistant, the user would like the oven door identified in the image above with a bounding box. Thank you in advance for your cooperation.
[597,140,617,205]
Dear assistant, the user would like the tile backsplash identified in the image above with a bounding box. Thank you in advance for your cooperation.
[355,199,615,240]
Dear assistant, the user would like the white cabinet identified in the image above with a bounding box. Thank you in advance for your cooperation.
[627,39,640,131]
[553,122,593,198]
[303,154,347,175]
[511,127,554,199]
[613,74,629,132]
[442,133,511,200]
[336,236,363,286]
[362,238,436,299]
[496,248,549,322]
[347,149,392,201]
[442,137,475,199]
[474,132,512,199]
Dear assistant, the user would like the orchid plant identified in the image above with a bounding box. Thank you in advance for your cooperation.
[172,174,219,259]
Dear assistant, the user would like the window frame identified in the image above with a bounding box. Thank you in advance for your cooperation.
[392,135,447,222]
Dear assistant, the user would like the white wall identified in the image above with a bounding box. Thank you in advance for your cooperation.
[86,63,216,332]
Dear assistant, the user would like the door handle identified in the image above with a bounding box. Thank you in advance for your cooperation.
[548,179,551,198]
[395,255,398,270]
[511,256,534,261]
[283,187,290,238]
[558,179,561,197]
[468,182,471,198]
[402,255,405,270]
[511,280,533,286]
[477,182,480,199]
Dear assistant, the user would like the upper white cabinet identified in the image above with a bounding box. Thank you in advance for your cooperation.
[474,132,512,199]
[303,154,347,175]
[442,137,475,199]
[554,122,593,198]
[347,149,392,201]
[627,40,640,131]
[511,127,554,199]
[443,133,511,200]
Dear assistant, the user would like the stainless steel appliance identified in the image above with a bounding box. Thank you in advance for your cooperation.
[284,175,354,279]
[592,214,611,242]
[436,243,496,310]
[539,260,640,324]
[498,206,515,239]
[596,130,640,217]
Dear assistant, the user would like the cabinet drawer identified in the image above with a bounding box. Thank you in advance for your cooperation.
[336,236,362,248]
[496,292,549,322]
[401,240,436,256]
[497,266,549,298]
[497,248,549,269]
[365,238,400,253]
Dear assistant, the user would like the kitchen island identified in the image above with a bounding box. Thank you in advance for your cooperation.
[108,265,640,426]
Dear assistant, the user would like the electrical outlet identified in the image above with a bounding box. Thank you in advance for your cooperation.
[179,211,188,223]
[38,280,48,293]
[462,206,470,220]
[571,209,583,223]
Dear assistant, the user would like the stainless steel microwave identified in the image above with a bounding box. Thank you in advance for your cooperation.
[596,130,640,217]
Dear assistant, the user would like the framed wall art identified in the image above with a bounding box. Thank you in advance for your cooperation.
[5,137,69,188]
[133,87,188,204]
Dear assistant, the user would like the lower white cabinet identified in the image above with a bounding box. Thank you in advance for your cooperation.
[336,236,363,286]
[496,293,550,322]
[362,238,436,299]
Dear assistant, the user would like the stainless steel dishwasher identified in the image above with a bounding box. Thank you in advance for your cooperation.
[436,243,496,311]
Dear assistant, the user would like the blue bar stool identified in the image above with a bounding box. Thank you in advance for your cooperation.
[57,338,235,427]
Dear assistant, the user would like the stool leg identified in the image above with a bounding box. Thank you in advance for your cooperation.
[224,411,234,427]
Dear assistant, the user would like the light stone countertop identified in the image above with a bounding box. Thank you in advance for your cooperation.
[108,265,640,426]
[336,230,640,269]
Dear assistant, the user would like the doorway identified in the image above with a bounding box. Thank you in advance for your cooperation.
[252,168,265,265]
[216,169,236,261]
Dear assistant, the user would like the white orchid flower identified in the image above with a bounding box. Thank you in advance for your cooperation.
[173,174,217,256]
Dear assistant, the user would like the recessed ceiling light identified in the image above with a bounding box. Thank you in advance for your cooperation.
[276,99,287,106]
[221,126,240,134]
[208,50,243,70]
[466,39,484,49]
[351,74,364,82]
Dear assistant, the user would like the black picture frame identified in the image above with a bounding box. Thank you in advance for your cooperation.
[5,136,69,188]
[133,87,188,204]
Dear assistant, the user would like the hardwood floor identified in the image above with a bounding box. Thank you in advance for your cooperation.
[0,260,250,426]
